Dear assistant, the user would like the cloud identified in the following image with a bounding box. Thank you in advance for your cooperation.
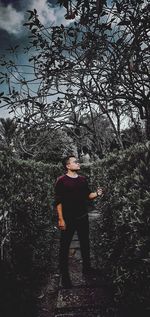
[0,3,24,35]
[0,0,71,35]
[28,0,71,26]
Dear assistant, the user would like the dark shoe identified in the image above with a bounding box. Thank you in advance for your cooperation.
[82,267,101,277]
[61,274,72,289]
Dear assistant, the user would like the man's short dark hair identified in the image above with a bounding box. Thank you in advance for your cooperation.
[62,154,76,169]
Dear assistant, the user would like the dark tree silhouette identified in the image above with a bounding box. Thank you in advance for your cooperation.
[0,0,149,152]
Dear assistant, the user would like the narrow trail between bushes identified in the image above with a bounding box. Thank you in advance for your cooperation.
[37,210,115,317]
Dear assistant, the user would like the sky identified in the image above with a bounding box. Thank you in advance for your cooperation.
[0,0,71,118]
[0,0,115,119]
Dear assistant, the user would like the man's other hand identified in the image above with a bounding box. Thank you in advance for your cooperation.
[58,218,66,230]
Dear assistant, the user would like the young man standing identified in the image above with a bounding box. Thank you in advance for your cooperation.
[55,155,103,288]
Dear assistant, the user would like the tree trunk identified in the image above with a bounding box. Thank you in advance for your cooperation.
[145,118,150,140]
[144,100,150,140]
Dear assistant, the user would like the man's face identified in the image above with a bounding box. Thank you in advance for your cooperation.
[67,157,80,171]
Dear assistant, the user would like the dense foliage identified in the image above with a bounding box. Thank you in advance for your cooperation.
[1,142,150,314]
[0,151,63,316]
[85,142,150,313]
[0,151,62,269]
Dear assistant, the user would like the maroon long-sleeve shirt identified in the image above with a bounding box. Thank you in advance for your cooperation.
[54,174,91,221]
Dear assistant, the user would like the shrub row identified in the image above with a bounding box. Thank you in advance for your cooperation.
[0,151,62,282]
[83,142,150,312]
[1,143,150,313]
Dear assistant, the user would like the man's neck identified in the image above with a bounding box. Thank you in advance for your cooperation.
[66,170,78,178]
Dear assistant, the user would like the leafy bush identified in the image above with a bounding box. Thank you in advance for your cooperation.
[1,143,150,314]
[0,151,62,282]
[84,142,150,312]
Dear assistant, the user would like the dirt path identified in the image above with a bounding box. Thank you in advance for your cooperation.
[37,211,115,317]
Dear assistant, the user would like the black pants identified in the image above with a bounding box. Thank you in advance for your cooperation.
[59,215,91,274]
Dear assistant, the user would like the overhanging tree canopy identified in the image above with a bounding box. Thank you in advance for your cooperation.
[0,0,149,156]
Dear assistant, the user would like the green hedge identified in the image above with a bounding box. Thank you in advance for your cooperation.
[1,143,150,313]
[0,151,62,281]
[84,142,150,311]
